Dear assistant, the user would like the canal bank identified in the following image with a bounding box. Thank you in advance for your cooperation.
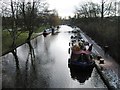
[79,27,120,89]
[2,32,43,56]
[95,61,116,90]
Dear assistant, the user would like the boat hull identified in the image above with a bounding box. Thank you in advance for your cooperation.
[68,59,95,70]
[43,32,50,37]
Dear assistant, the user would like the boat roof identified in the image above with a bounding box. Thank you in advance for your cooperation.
[72,50,91,55]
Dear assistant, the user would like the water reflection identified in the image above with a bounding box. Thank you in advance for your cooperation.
[69,68,93,84]
[15,67,22,87]
[13,41,37,88]
[11,49,20,69]
[23,41,37,88]
[2,25,107,88]
[27,41,35,69]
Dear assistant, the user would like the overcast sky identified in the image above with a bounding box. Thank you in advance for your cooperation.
[1,0,119,18]
[46,0,117,18]
[46,0,100,18]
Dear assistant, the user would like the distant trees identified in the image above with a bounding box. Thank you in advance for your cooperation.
[75,2,100,18]
[101,0,118,19]
[47,9,61,27]
[74,0,119,19]
[38,9,61,27]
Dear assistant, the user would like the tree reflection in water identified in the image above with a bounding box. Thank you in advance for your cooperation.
[69,67,94,84]
[11,49,23,87]
[24,41,37,88]
[12,41,37,88]
[15,66,22,87]
[11,49,19,69]
[27,41,36,69]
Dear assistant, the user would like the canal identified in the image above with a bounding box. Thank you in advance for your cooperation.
[2,25,107,88]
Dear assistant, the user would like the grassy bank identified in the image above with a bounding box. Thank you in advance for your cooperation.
[2,25,49,55]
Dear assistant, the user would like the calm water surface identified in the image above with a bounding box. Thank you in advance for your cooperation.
[2,25,107,88]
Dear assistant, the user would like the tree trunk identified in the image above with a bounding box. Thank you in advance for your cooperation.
[27,30,33,41]
[101,0,104,19]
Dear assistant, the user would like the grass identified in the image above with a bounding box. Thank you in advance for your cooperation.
[2,25,48,55]
[2,31,28,54]
[34,25,50,33]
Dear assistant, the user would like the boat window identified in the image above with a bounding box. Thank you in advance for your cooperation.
[78,53,89,62]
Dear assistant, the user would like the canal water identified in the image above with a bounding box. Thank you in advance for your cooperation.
[2,25,107,88]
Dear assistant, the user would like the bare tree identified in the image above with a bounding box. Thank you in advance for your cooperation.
[75,2,101,18]
[100,0,118,18]
[10,0,21,69]
[19,0,48,41]
[75,1,119,19]
[101,0,105,19]
[2,1,24,69]
[2,1,23,48]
